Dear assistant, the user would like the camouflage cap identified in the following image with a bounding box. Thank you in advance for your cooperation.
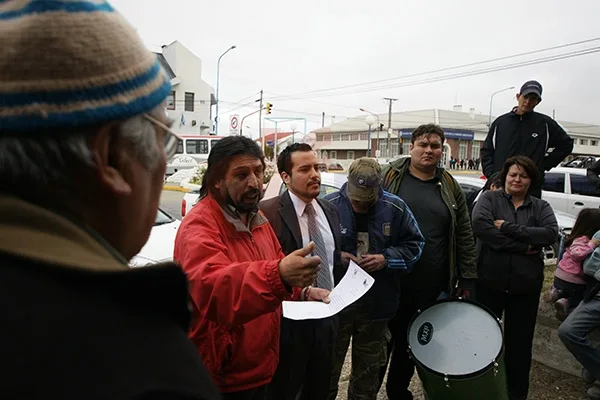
[346,157,382,203]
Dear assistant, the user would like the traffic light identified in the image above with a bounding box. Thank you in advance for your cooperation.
[265,102,272,114]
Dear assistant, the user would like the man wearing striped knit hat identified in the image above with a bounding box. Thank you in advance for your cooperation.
[0,1,220,399]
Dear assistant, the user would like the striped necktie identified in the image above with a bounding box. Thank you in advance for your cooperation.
[304,203,333,290]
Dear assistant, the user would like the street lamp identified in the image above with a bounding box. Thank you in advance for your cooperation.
[290,123,297,144]
[488,86,515,127]
[215,45,236,135]
[360,108,381,158]
[365,115,375,157]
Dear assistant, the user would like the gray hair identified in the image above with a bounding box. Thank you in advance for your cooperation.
[0,108,163,197]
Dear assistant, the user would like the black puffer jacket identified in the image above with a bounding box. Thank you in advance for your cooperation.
[472,190,558,294]
[481,109,573,181]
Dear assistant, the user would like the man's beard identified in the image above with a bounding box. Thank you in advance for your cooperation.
[225,188,262,214]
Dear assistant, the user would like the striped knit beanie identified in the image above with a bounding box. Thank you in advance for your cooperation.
[0,0,171,132]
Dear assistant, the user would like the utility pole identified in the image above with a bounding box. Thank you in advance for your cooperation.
[321,112,325,127]
[383,98,397,157]
[257,90,264,151]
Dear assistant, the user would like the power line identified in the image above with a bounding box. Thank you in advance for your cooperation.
[273,46,600,100]
[268,37,600,100]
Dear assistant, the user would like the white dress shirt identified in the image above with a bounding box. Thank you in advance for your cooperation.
[288,191,336,286]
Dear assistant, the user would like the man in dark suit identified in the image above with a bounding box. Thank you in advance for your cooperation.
[260,143,342,400]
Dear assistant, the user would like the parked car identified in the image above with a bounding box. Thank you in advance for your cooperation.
[181,188,200,217]
[129,208,181,267]
[328,163,344,171]
[543,167,600,217]
[560,155,599,169]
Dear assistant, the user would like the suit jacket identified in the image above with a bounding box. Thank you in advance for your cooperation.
[260,191,344,285]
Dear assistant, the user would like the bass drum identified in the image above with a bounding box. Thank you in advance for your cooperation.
[407,299,508,400]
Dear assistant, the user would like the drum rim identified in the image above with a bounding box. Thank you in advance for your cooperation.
[406,298,504,380]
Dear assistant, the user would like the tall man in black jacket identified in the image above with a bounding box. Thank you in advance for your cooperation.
[481,80,573,197]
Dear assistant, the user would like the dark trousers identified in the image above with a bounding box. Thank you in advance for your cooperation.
[223,385,267,400]
[553,276,586,309]
[267,316,338,400]
[379,284,445,400]
[476,283,541,400]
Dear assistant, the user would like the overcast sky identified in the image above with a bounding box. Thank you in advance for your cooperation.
[111,0,600,135]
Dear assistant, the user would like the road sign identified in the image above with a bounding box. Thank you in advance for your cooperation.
[230,115,239,135]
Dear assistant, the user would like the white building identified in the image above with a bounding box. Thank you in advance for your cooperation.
[155,41,215,136]
[312,106,600,168]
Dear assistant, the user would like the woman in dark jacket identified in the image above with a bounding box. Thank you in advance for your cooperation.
[472,155,558,400]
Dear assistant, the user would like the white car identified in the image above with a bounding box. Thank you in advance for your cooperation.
[130,208,181,267]
[542,167,600,217]
[181,188,200,217]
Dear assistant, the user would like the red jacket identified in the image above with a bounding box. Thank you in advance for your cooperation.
[174,195,291,393]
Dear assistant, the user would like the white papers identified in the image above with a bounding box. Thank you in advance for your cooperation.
[282,260,375,320]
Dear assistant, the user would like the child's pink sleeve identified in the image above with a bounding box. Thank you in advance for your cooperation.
[570,236,596,262]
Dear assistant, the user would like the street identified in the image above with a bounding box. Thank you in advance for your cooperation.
[160,190,185,220]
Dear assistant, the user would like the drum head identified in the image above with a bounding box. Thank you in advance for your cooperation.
[408,300,503,377]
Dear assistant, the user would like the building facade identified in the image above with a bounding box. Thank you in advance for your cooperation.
[312,107,600,169]
[156,41,216,136]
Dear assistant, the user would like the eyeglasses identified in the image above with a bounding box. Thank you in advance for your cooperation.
[143,113,181,159]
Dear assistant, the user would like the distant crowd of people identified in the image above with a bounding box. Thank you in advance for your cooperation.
[7,2,600,400]
[448,157,480,170]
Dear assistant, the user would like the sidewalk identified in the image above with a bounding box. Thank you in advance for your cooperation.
[449,168,483,175]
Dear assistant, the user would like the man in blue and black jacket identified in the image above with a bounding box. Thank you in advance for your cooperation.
[325,157,424,400]
[481,80,573,198]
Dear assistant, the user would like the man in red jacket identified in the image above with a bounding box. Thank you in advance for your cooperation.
[174,136,330,399]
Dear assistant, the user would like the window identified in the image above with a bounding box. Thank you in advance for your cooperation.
[402,143,411,155]
[333,133,342,141]
[360,133,369,140]
[543,173,565,193]
[592,140,598,146]
[330,151,337,160]
[458,183,481,199]
[459,141,468,160]
[280,183,340,198]
[347,151,355,160]
[580,139,589,146]
[176,139,184,154]
[185,139,208,154]
[185,92,194,112]
[379,142,387,158]
[570,175,599,197]
[319,185,339,197]
[471,141,481,160]
[155,209,174,225]
[167,91,175,110]
[350,133,359,141]
[391,142,399,157]
[210,139,221,149]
